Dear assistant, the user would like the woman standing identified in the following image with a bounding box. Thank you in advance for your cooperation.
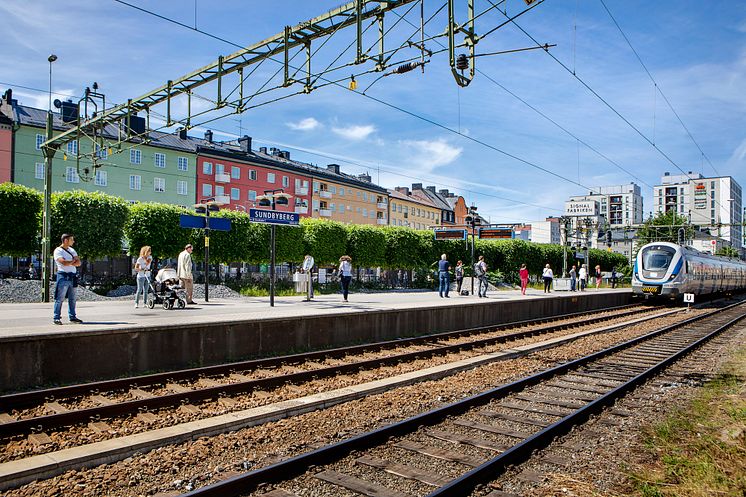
[455,260,464,295]
[519,263,529,295]
[542,263,553,293]
[339,255,353,302]
[595,264,602,289]
[134,246,152,308]
[579,264,587,291]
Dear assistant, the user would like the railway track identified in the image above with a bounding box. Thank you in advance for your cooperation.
[0,304,656,444]
[177,299,745,497]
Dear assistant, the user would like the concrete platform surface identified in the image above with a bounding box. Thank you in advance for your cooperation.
[0,288,629,340]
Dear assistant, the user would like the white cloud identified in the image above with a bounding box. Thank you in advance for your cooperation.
[332,124,376,140]
[287,117,321,131]
[400,139,462,171]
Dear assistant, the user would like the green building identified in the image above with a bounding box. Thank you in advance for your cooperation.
[10,102,198,206]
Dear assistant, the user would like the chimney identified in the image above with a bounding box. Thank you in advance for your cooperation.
[259,146,267,154]
[178,128,188,140]
[279,150,290,159]
[0,89,12,117]
[412,183,423,190]
[395,186,410,195]
[438,189,450,197]
[204,130,213,143]
[426,185,436,193]
[664,172,670,176]
[238,135,252,153]
[269,147,280,156]
[327,164,341,174]
[358,173,371,182]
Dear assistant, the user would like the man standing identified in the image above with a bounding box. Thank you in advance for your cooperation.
[438,253,450,298]
[53,233,83,325]
[476,255,488,298]
[569,265,577,292]
[177,244,196,304]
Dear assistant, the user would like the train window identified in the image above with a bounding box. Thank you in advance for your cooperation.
[642,246,676,270]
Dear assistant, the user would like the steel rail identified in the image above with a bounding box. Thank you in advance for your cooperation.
[1,303,640,409]
[0,304,650,439]
[178,300,743,497]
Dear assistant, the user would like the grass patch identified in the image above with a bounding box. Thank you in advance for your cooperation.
[626,347,746,497]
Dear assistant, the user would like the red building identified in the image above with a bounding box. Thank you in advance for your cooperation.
[0,90,14,183]
[196,133,312,215]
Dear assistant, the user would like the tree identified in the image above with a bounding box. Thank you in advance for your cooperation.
[715,246,739,258]
[381,226,424,269]
[301,218,347,265]
[636,210,694,246]
[346,224,386,267]
[52,190,129,260]
[124,203,191,259]
[0,183,42,256]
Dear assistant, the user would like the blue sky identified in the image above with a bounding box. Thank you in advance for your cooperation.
[1,0,745,225]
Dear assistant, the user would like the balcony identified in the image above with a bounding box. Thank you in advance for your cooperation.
[319,190,332,199]
[376,218,388,225]
[215,173,230,183]
[295,206,309,214]
[376,202,388,209]
[213,195,231,205]
[319,209,332,217]
[295,187,309,196]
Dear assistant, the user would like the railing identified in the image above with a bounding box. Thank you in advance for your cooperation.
[295,187,309,195]
[319,190,332,199]
[214,173,231,183]
[319,209,332,217]
[376,202,388,209]
[376,218,388,225]
[295,206,309,214]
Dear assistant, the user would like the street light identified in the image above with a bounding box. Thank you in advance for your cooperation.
[41,54,58,302]
[256,189,292,307]
[194,198,222,302]
[464,204,479,296]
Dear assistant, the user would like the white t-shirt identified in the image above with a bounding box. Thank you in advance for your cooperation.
[542,267,554,278]
[339,260,352,277]
[579,267,587,279]
[53,246,78,273]
[135,256,151,276]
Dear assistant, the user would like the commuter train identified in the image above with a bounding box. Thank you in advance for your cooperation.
[632,242,746,299]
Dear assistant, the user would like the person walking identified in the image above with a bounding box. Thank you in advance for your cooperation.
[611,268,618,289]
[595,264,602,289]
[542,264,554,293]
[177,244,196,304]
[519,263,529,295]
[476,255,488,298]
[579,264,587,291]
[569,265,577,292]
[455,260,464,295]
[53,233,83,325]
[339,255,353,302]
[134,246,152,308]
[437,254,451,298]
[28,263,37,280]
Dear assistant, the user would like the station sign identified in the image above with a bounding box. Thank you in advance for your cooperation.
[249,208,300,226]
[433,228,467,240]
[478,227,514,239]
[564,200,599,217]
[179,214,231,231]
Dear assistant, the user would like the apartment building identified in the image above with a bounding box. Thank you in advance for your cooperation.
[311,165,389,225]
[568,183,643,227]
[389,186,440,229]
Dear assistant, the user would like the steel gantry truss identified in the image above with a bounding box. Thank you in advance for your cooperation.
[38,0,546,300]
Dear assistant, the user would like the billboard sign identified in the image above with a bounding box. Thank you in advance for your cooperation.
[478,227,514,239]
[433,228,467,240]
[564,200,599,217]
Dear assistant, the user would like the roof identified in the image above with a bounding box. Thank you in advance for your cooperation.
[414,187,454,212]
[388,188,439,208]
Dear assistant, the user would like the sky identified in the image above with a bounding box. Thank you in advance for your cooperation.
[1,0,745,226]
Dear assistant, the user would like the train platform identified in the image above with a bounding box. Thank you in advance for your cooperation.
[0,288,631,391]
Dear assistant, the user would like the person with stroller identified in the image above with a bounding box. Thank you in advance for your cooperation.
[134,246,152,309]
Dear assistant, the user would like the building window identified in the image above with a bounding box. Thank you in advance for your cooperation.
[95,170,107,187]
[231,188,240,200]
[231,166,240,179]
[154,177,165,192]
[65,140,78,156]
[177,180,188,195]
[362,207,368,217]
[154,153,166,168]
[96,145,108,160]
[203,162,213,174]
[129,175,141,190]
[338,204,344,213]
[215,185,224,197]
[340,187,345,196]
[282,176,289,188]
[330,185,337,194]
[177,157,188,171]
[34,163,44,180]
[65,167,79,183]
[248,190,256,201]
[202,183,212,197]
[130,149,141,164]
[267,172,275,183]
[248,169,257,180]
[215,163,225,176]
[36,134,44,150]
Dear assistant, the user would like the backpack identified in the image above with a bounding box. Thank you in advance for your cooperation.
[474,262,485,277]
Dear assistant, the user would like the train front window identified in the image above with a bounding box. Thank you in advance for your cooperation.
[642,246,676,270]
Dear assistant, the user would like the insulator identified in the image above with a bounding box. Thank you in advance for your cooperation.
[456,54,469,71]
[392,62,417,74]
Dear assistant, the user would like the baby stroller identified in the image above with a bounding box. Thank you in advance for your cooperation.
[147,267,187,310]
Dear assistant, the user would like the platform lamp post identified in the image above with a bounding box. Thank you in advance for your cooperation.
[41,54,58,302]
[464,204,479,296]
[195,198,221,302]
[256,189,292,307]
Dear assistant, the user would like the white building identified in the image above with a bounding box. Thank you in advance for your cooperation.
[654,172,742,250]
[530,218,562,245]
[569,183,644,227]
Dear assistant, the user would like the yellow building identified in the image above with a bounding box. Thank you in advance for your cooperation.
[388,187,441,229]
[311,164,389,225]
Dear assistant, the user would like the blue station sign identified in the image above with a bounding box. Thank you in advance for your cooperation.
[179,214,231,231]
[249,208,300,226]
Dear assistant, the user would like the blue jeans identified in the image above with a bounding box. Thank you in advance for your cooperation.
[135,274,149,305]
[340,275,352,300]
[478,276,488,297]
[439,271,450,297]
[53,273,77,320]
[570,277,576,291]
